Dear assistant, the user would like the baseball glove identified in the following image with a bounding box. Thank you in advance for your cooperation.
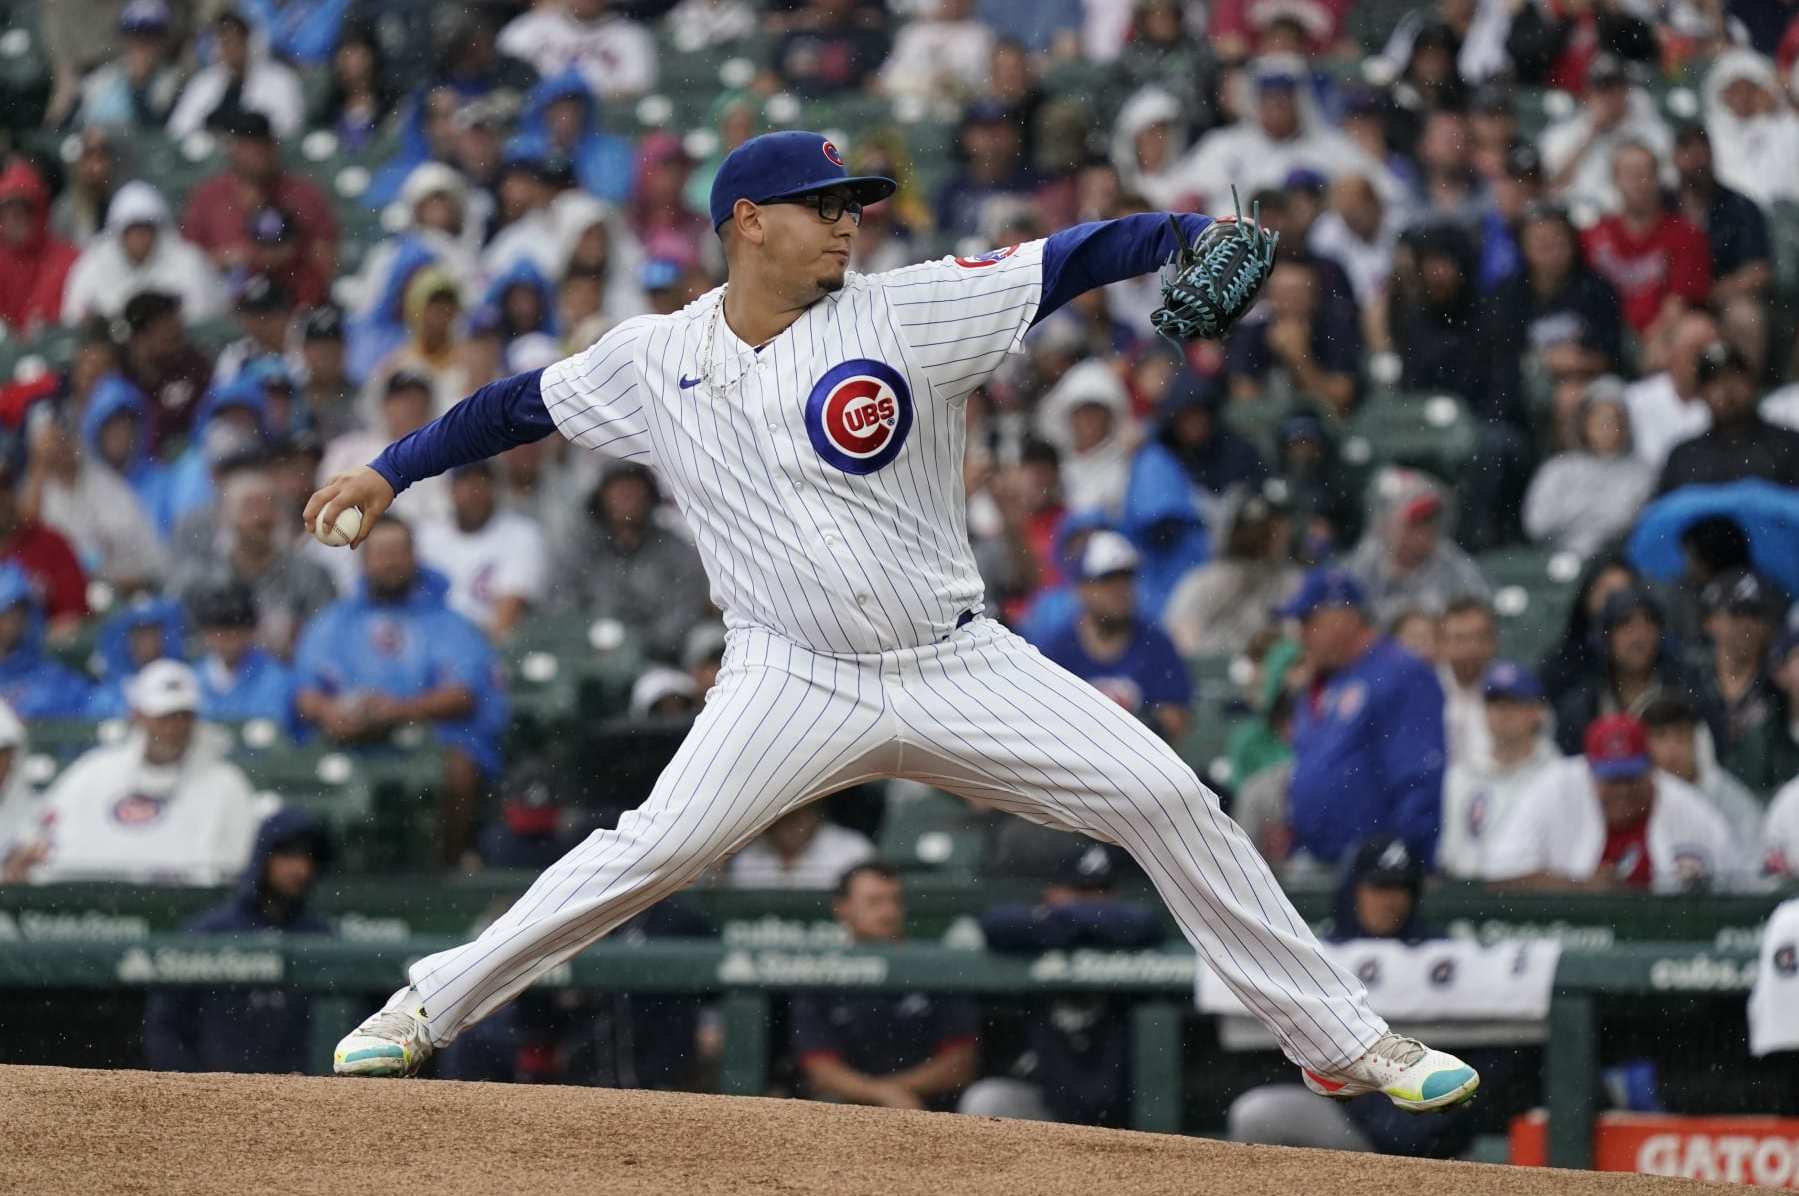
[1150,188,1280,344]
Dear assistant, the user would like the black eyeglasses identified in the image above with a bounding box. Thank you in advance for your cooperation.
[762,192,863,225]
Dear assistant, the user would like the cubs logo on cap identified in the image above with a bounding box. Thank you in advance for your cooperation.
[954,244,1019,268]
[708,131,897,230]
[805,359,912,475]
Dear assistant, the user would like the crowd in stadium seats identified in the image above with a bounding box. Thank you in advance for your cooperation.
[0,0,1792,1113]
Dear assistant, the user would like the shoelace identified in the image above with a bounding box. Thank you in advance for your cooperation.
[361,1010,424,1044]
[1368,1034,1428,1069]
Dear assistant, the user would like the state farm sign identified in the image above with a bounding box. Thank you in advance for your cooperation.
[1512,1113,1799,1187]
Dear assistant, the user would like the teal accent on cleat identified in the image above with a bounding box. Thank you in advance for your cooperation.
[1420,1067,1477,1103]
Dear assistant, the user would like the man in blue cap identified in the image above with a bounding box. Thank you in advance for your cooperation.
[1278,566,1448,867]
[1437,660,1561,879]
[312,129,1481,1116]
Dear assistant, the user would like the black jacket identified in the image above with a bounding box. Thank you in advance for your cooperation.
[142,808,333,1074]
[980,899,1163,1126]
[1656,417,1799,495]
[1477,268,1624,427]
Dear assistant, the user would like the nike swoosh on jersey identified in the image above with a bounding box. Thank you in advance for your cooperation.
[679,375,702,389]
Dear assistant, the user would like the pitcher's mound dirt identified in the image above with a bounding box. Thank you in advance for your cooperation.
[0,1064,1724,1194]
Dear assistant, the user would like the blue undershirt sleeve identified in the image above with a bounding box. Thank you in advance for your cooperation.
[1034,212,1213,327]
[367,368,556,496]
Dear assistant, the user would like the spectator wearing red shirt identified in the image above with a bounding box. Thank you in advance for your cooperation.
[181,109,338,284]
[1581,140,1711,341]
[0,460,88,633]
[0,158,77,335]
[243,207,328,309]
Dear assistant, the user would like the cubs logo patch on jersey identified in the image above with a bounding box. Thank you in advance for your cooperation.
[954,244,1019,268]
[805,359,913,475]
[1333,680,1367,720]
[113,792,167,826]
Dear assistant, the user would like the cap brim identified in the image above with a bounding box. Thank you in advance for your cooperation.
[760,174,898,208]
[1590,756,1649,780]
[136,699,199,717]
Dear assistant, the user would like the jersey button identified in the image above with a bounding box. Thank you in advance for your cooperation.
[824,532,840,546]
[856,593,871,606]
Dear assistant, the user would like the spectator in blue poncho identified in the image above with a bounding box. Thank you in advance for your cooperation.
[188,580,297,733]
[162,375,269,530]
[91,595,186,697]
[0,564,98,720]
[514,70,634,205]
[81,373,171,534]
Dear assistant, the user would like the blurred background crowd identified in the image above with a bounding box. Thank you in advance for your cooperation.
[0,0,1790,1006]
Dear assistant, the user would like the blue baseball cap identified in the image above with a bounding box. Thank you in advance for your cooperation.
[708,131,897,232]
[1481,660,1545,703]
[1274,567,1368,620]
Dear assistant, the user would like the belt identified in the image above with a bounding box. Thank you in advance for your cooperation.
[940,607,980,642]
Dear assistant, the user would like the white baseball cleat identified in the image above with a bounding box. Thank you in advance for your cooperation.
[1301,1033,1480,1112]
[333,986,435,1077]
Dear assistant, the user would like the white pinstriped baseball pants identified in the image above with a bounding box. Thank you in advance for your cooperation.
[403,618,1389,1071]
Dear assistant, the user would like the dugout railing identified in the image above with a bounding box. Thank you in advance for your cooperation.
[0,933,1769,1170]
[0,879,1786,945]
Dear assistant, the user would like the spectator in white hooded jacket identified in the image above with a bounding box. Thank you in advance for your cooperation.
[165,10,305,140]
[1171,56,1394,209]
[1032,358,1136,517]
[1702,48,1799,210]
[16,661,262,887]
[1523,376,1655,558]
[61,180,225,323]
[1109,86,1195,212]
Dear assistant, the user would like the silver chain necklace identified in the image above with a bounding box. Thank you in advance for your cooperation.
[701,283,787,400]
[698,284,731,397]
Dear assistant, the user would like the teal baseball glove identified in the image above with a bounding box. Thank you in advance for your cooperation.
[1150,188,1280,344]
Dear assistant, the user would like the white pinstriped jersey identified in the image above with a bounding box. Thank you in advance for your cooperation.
[540,239,1046,655]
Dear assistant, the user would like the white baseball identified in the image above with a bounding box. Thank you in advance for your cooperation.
[313,506,364,548]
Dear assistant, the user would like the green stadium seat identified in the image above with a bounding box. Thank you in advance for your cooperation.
[1346,0,1415,54]
[1344,391,1479,477]
[1767,201,1799,299]
[1510,87,1564,144]
[43,615,103,677]
[236,743,374,820]
[879,789,985,875]
[1177,699,1236,790]
[503,612,649,743]
[23,718,122,768]
[1187,653,1240,705]
[360,742,449,872]
[1480,545,1582,665]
